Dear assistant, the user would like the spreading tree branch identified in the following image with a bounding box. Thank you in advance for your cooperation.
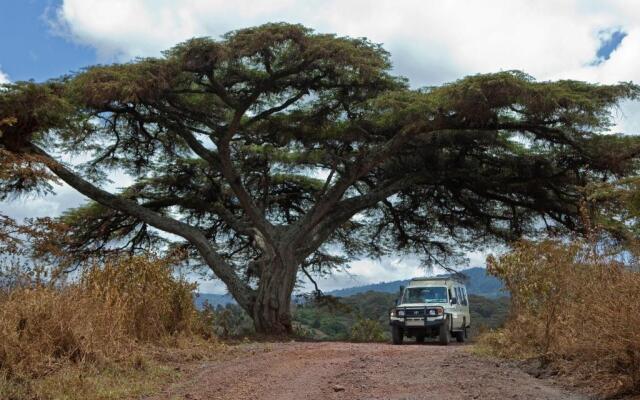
[27,144,256,308]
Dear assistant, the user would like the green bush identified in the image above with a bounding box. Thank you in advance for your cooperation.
[349,318,386,342]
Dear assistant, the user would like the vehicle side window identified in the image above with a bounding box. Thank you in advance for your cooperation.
[462,287,469,306]
[454,287,460,304]
[455,287,466,306]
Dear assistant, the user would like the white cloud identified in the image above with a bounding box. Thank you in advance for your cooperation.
[53,1,638,84]
[323,256,428,290]
[0,168,135,222]
[54,0,296,60]
[288,248,501,294]
[2,183,86,220]
[0,68,8,83]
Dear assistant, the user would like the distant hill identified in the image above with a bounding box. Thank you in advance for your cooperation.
[194,292,235,308]
[327,267,505,298]
[195,266,506,308]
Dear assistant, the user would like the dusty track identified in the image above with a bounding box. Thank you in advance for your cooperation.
[148,341,587,400]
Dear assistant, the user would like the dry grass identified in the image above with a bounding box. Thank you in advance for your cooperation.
[0,255,220,400]
[0,359,180,400]
[478,240,640,398]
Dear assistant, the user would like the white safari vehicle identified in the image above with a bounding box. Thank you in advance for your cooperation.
[389,276,470,345]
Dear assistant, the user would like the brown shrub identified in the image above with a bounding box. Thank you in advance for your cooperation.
[0,255,211,383]
[80,255,200,341]
[483,240,640,398]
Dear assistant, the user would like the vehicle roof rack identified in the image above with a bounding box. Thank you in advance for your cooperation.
[410,275,465,282]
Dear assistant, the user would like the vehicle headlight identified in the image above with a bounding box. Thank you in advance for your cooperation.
[390,309,396,317]
[428,307,444,316]
[397,310,405,317]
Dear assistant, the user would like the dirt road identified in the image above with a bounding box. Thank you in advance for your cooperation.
[149,341,587,400]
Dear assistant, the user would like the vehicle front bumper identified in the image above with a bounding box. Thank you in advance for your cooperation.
[389,315,447,328]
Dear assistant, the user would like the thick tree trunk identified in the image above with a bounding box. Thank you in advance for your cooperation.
[250,255,298,335]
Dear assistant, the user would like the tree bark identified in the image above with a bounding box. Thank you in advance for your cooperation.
[250,255,298,334]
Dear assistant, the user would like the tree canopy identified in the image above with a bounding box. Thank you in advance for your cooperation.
[1,23,639,333]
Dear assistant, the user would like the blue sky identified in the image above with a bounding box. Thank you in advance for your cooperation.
[0,0,96,82]
[2,0,640,293]
[596,29,627,61]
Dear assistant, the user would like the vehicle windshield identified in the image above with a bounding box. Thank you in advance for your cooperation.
[402,287,448,304]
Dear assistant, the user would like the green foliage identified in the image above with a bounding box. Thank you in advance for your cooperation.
[0,81,73,151]
[2,22,640,333]
[4,25,636,261]
[293,291,395,340]
[584,177,640,258]
[201,303,254,338]
[349,317,386,342]
[294,303,352,340]
[293,290,509,341]
[0,82,73,198]
[468,294,510,335]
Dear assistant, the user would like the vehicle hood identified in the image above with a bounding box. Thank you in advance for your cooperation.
[397,302,448,308]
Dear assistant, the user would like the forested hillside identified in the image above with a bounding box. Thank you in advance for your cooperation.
[327,267,505,298]
[201,290,509,341]
[294,291,509,340]
[196,266,506,308]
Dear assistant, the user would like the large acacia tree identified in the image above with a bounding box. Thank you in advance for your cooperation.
[1,23,639,333]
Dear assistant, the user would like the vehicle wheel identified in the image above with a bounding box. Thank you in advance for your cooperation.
[391,325,404,345]
[438,320,451,346]
[455,330,465,343]
[415,333,425,344]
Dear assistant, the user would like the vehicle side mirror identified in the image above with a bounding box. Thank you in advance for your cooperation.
[399,285,405,293]
[450,297,458,305]
[395,298,399,306]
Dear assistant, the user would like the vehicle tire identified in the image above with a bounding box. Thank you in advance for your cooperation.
[438,319,451,346]
[391,325,404,345]
[455,330,465,343]
[415,333,425,344]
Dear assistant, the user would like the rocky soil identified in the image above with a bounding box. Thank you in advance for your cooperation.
[147,341,588,400]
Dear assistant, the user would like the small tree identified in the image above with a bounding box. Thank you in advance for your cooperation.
[1,23,639,334]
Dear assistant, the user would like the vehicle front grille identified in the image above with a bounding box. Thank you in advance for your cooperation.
[403,308,425,317]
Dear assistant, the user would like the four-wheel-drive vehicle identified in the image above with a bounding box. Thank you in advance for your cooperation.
[389,276,470,345]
